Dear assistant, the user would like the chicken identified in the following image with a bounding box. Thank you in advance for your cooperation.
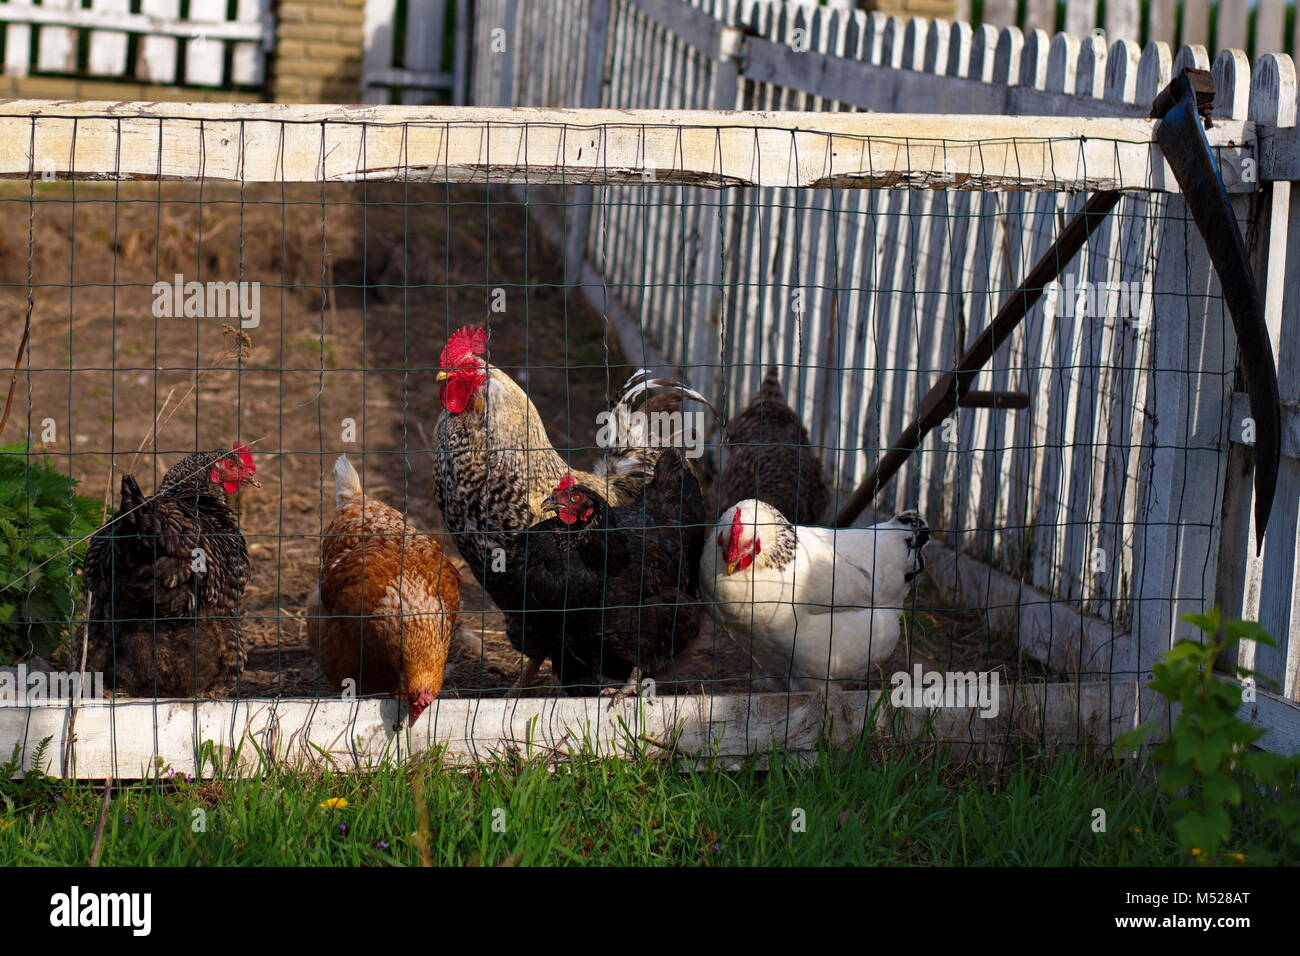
[719,366,830,525]
[500,450,706,698]
[700,499,929,691]
[432,326,715,580]
[305,455,461,724]
[431,325,714,683]
[72,445,259,697]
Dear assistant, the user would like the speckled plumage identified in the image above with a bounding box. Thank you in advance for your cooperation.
[74,450,252,697]
[719,366,830,525]
[433,364,661,588]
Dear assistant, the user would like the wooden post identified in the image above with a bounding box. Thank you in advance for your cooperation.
[1130,49,1237,698]
[563,0,612,285]
[1249,55,1300,696]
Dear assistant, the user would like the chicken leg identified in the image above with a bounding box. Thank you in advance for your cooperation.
[509,656,545,697]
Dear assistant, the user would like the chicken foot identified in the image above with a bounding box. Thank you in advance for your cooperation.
[601,668,651,709]
[509,656,545,697]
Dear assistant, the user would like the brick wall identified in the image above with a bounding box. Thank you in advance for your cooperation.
[2,76,263,103]
[863,0,958,18]
[271,0,368,103]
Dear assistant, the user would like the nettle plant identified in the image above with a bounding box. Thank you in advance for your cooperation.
[0,444,102,664]
[1116,609,1300,863]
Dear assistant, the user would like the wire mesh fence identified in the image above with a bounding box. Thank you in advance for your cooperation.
[0,105,1279,775]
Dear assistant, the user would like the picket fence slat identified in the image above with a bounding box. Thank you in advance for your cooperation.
[137,0,181,85]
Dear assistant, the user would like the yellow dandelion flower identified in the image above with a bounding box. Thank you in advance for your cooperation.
[0,818,10,830]
[1227,852,1245,863]
[1129,827,1142,834]
[1190,847,1202,857]
[319,797,349,810]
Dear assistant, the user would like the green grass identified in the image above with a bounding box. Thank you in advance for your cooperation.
[3,738,1290,866]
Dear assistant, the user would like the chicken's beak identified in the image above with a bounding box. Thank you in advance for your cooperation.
[541,493,559,512]
[246,473,262,489]
[436,370,450,382]
[725,561,738,576]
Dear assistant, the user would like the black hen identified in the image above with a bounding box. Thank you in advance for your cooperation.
[719,366,830,524]
[501,450,705,696]
[71,446,259,697]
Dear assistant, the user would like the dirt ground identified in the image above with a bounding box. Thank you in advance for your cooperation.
[1,180,1033,700]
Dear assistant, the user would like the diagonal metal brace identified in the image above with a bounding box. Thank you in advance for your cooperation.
[1154,68,1282,551]
[835,191,1121,527]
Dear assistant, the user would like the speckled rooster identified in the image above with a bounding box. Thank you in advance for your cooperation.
[306,455,461,724]
[431,325,716,586]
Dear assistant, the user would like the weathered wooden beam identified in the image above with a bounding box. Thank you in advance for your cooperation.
[0,101,1250,193]
[628,0,742,62]
[740,34,1154,119]
[1229,391,1300,459]
[2,679,1159,779]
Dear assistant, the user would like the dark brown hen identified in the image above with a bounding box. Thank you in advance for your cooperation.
[72,447,258,697]
[718,366,830,524]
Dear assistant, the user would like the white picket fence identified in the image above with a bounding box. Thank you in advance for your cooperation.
[466,0,1300,719]
[0,0,272,87]
[363,0,465,103]
[958,0,1295,64]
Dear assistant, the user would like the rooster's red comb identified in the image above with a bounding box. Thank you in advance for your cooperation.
[233,442,254,465]
[440,326,489,369]
[556,473,576,493]
[724,507,746,562]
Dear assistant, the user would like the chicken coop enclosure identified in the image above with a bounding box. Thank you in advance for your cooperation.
[2,0,1300,778]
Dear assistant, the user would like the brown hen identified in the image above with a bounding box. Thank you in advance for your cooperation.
[306,455,461,723]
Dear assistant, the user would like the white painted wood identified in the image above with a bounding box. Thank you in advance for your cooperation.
[1024,0,1055,35]
[1019,28,1049,88]
[1104,0,1140,46]
[1075,29,1106,97]
[230,0,265,87]
[1065,0,1095,36]
[3,19,31,79]
[1212,47,1251,120]
[1250,54,1300,697]
[1216,0,1249,56]
[982,0,1017,29]
[184,0,226,87]
[87,0,130,77]
[1218,53,1289,683]
[1182,0,1210,50]
[0,102,1236,192]
[1046,32,1080,95]
[1255,0,1286,57]
[35,0,77,74]
[363,0,400,103]
[1147,0,1175,47]
[0,0,260,38]
[1172,43,1210,76]
[628,0,738,60]
[1,679,1213,779]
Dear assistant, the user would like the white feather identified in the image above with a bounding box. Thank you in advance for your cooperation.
[700,499,927,691]
[332,454,363,509]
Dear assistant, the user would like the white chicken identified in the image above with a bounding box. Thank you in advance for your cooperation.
[701,499,929,691]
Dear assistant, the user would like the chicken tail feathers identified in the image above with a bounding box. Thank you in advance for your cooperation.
[333,454,364,509]
[594,369,722,480]
[760,365,786,403]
